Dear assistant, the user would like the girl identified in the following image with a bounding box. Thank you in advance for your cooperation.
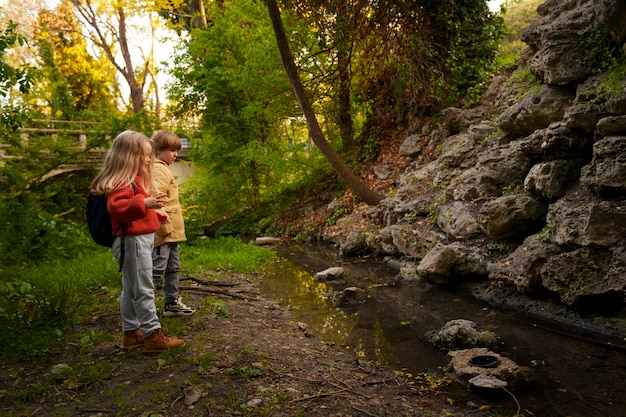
[90,130,185,352]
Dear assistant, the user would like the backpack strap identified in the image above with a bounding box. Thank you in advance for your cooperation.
[117,182,137,272]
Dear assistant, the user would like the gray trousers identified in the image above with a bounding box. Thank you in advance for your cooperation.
[152,242,181,305]
[113,233,161,336]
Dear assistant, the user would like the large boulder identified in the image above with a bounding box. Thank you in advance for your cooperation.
[524,159,583,201]
[436,201,482,240]
[488,235,562,294]
[548,186,626,247]
[478,194,548,241]
[416,243,487,284]
[498,86,574,135]
[521,0,626,84]
[540,245,626,310]
[429,319,500,351]
[580,136,626,196]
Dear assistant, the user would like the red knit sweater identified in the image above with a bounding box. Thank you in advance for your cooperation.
[107,176,166,236]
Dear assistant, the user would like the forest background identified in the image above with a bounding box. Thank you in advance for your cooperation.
[0,0,541,360]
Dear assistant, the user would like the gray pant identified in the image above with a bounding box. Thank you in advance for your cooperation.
[113,233,161,337]
[152,242,181,305]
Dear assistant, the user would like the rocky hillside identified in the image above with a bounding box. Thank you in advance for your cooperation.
[320,0,626,340]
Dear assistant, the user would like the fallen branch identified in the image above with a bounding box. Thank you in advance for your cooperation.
[179,285,262,301]
[289,387,351,403]
[180,275,239,287]
[351,404,379,417]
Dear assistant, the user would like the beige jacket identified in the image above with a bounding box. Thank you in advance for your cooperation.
[153,160,186,247]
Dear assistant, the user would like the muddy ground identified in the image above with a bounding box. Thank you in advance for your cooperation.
[0,270,506,417]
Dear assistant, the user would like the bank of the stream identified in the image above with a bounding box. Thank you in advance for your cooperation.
[0,267,486,417]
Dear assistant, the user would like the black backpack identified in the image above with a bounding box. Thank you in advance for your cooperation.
[86,183,136,270]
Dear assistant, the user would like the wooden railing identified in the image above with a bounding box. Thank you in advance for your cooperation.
[17,119,102,135]
[14,120,193,158]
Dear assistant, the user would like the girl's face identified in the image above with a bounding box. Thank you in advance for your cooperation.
[139,140,153,175]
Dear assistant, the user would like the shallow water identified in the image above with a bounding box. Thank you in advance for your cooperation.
[260,241,626,417]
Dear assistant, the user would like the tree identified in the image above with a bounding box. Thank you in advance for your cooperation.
[166,0,310,217]
[266,0,384,205]
[33,4,118,119]
[69,0,159,114]
[156,0,207,31]
[287,0,365,153]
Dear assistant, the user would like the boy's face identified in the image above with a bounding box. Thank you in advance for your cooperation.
[157,148,178,165]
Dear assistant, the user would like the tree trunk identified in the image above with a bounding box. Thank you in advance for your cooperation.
[189,0,208,29]
[70,1,146,114]
[336,3,354,152]
[266,0,384,206]
[338,47,354,152]
[117,7,144,113]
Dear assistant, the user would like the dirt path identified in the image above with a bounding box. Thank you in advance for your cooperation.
[1,272,494,416]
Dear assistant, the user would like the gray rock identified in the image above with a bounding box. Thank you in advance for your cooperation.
[541,245,626,308]
[478,194,548,241]
[521,0,626,84]
[498,86,574,135]
[339,231,367,256]
[436,201,482,240]
[548,187,626,247]
[524,159,582,201]
[334,286,367,307]
[580,136,626,195]
[448,348,531,392]
[429,319,500,350]
[314,267,346,282]
[417,243,487,284]
[488,235,562,294]
[399,134,424,157]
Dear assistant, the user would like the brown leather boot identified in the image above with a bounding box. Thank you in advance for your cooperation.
[122,329,144,349]
[144,328,185,352]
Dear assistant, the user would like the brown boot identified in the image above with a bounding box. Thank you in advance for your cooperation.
[122,329,144,349]
[144,328,185,352]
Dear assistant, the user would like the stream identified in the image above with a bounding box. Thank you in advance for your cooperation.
[259,241,626,417]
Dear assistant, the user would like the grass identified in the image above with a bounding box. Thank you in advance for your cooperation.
[182,236,275,274]
[0,236,274,364]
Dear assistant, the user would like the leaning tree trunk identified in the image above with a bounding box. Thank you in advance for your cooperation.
[266,0,384,206]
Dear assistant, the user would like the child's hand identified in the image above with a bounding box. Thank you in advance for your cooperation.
[157,210,170,224]
[145,194,167,209]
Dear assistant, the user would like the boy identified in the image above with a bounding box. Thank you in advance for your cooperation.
[151,130,195,317]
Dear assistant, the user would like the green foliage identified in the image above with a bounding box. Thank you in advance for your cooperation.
[166,0,321,227]
[0,19,34,96]
[583,64,626,108]
[501,66,542,102]
[0,250,119,362]
[0,279,68,328]
[203,296,229,318]
[436,1,506,107]
[326,207,347,226]
[537,223,553,241]
[0,191,94,270]
[497,0,542,70]
[577,25,623,74]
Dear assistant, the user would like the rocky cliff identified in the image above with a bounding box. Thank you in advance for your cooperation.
[323,0,626,341]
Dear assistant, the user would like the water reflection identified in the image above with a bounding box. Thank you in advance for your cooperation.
[261,257,360,344]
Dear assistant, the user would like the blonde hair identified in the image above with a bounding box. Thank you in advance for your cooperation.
[151,130,182,154]
[91,130,155,195]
